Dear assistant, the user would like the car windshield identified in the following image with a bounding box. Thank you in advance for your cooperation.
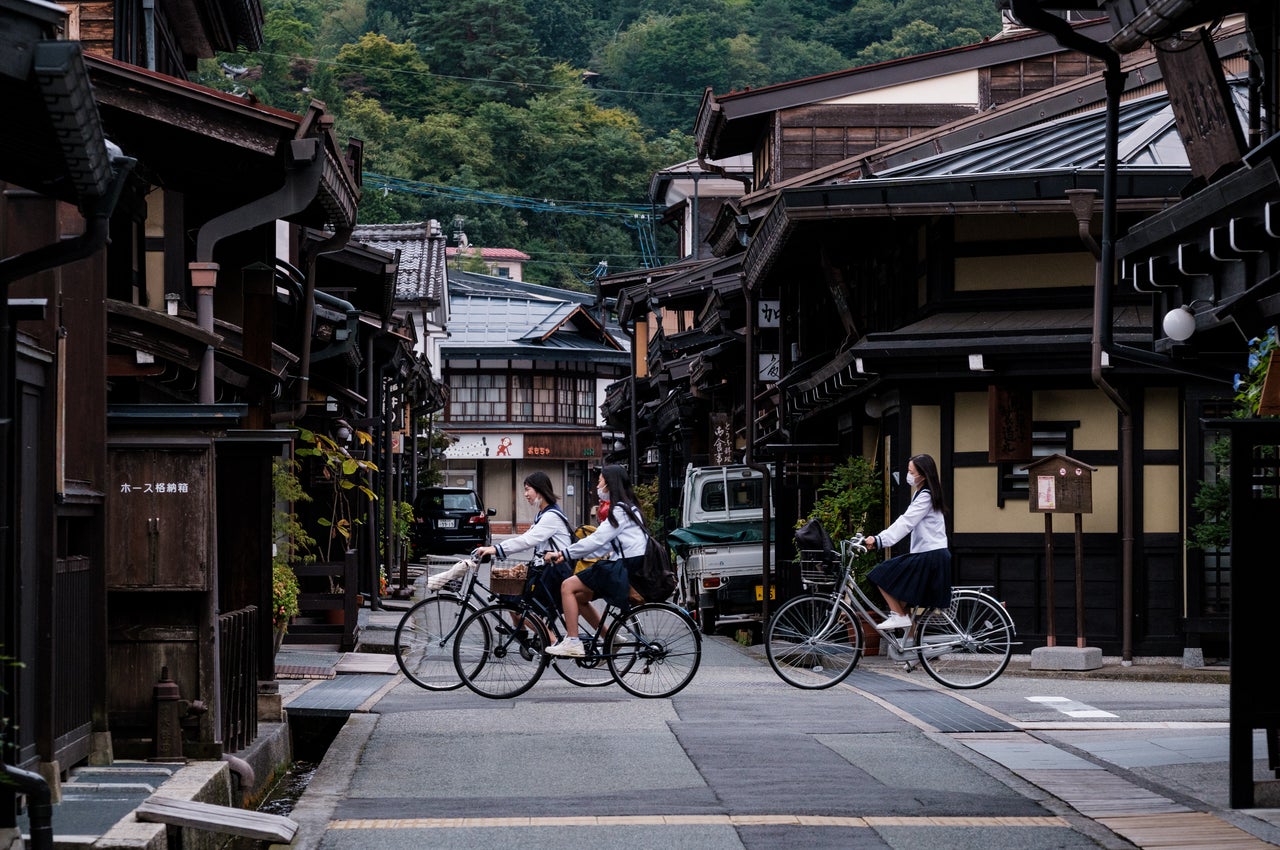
[442,492,479,511]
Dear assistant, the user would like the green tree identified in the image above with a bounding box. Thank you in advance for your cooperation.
[408,0,550,106]
[856,20,984,66]
[333,34,447,120]
[528,0,599,65]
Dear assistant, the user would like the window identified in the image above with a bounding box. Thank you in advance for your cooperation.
[511,374,532,420]
[997,421,1077,505]
[701,478,764,515]
[532,375,557,423]
[450,372,596,425]
[448,374,508,422]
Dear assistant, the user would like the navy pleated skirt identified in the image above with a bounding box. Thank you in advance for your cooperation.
[867,548,952,609]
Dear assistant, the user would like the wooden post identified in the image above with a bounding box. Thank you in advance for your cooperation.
[1074,512,1085,648]
[1043,513,1055,647]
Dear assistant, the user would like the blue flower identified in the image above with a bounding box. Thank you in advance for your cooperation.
[1234,373,1243,391]
[1249,352,1260,370]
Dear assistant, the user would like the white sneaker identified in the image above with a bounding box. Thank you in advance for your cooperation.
[879,613,912,630]
[545,637,585,657]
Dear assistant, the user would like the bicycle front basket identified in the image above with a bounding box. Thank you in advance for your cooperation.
[488,562,528,596]
[797,549,840,586]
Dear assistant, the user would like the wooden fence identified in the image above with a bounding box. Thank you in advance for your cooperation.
[218,605,259,753]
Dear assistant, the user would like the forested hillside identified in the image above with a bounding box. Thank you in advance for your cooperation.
[199,0,1002,287]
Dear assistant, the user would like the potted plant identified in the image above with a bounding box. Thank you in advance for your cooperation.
[271,458,312,651]
[802,455,883,652]
[296,426,378,582]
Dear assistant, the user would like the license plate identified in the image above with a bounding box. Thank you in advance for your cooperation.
[754,585,776,601]
[437,518,457,529]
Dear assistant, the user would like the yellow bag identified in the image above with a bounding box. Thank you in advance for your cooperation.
[572,523,598,573]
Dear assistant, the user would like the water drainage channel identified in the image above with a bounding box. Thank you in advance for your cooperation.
[256,711,346,817]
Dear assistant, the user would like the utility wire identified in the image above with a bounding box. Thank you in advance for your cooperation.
[365,173,657,221]
[248,50,704,100]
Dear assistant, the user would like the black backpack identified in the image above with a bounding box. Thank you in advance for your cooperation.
[794,518,837,579]
[631,533,677,603]
[618,503,676,603]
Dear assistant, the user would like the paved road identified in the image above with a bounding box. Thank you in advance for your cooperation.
[283,626,1280,850]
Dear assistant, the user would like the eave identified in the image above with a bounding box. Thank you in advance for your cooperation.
[86,55,360,230]
[695,17,1118,159]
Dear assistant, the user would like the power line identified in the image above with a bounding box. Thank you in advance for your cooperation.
[365,173,656,221]
[249,51,704,100]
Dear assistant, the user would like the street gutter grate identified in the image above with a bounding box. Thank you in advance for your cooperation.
[850,669,1017,733]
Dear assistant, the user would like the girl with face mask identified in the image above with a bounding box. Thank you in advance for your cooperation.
[863,453,951,631]
[544,464,647,656]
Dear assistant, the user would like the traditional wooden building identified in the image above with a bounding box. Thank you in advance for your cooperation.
[606,16,1253,660]
[1,0,442,815]
[438,271,630,531]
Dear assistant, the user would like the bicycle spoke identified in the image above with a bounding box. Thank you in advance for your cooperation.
[394,594,475,691]
[550,603,615,688]
[917,594,1012,689]
[454,604,548,699]
[607,605,701,698]
[765,595,861,689]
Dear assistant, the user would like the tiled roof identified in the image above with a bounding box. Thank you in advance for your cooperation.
[442,272,628,363]
[353,221,448,303]
[875,83,1248,178]
[446,247,531,261]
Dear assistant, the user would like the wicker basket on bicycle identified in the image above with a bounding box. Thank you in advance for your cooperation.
[488,562,529,596]
[797,549,843,586]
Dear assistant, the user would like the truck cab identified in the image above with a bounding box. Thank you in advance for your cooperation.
[669,464,774,636]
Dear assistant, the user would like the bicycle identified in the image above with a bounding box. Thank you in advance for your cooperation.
[451,554,703,700]
[764,535,1016,690]
[393,556,615,691]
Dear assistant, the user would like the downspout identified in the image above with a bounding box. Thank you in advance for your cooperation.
[741,273,772,624]
[1012,0,1134,664]
[183,135,343,419]
[0,159,133,850]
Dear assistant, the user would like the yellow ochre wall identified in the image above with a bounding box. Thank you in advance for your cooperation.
[905,387,1183,536]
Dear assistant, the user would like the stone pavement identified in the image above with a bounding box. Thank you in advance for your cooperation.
[268,602,1280,850]
[12,595,1275,849]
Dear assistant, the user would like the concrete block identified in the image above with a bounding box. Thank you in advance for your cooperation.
[1256,780,1280,808]
[258,691,284,723]
[96,818,167,850]
[1030,645,1103,671]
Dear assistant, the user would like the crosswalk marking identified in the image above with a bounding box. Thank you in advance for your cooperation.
[328,814,1070,830]
[1027,695,1118,718]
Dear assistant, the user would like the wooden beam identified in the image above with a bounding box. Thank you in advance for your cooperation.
[135,796,298,842]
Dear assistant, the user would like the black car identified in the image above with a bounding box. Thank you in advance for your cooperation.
[413,487,495,555]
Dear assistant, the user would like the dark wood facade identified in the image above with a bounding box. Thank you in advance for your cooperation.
[608,15,1252,659]
[1,0,442,809]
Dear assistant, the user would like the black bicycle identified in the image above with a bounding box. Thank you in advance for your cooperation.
[393,555,614,690]
[451,555,703,700]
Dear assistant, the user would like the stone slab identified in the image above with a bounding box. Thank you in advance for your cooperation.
[1030,645,1104,670]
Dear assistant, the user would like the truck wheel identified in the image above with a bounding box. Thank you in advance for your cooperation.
[700,604,718,635]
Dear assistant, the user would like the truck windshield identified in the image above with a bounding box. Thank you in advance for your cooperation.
[701,479,763,514]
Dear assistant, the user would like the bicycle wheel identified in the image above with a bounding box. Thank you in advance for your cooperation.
[549,604,615,688]
[393,594,479,691]
[606,603,701,698]
[764,594,862,689]
[453,603,549,699]
[916,592,1012,689]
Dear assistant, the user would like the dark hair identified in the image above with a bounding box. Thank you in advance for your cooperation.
[523,471,557,505]
[910,453,948,515]
[599,464,640,528]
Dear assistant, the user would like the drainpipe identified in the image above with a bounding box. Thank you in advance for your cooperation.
[742,273,773,624]
[0,158,134,850]
[185,136,345,420]
[2,764,53,850]
[1012,0,1134,664]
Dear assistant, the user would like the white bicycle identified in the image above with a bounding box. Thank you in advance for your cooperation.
[764,535,1016,690]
